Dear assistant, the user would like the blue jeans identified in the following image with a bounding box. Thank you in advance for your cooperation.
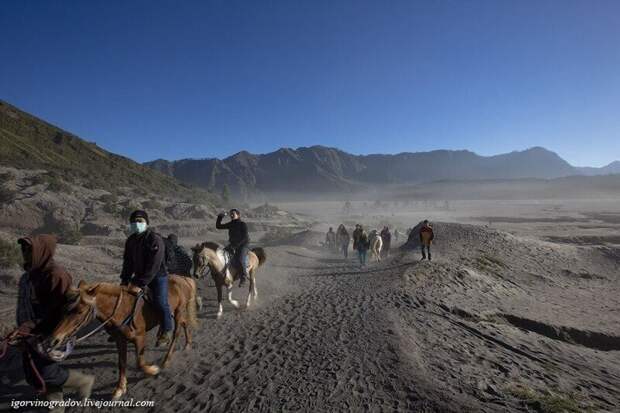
[148,270,173,332]
[357,249,367,266]
[234,245,250,278]
[421,245,431,259]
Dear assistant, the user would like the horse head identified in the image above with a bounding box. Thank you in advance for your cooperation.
[191,242,220,278]
[48,280,99,350]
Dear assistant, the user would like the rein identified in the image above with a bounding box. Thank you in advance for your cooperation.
[74,288,125,343]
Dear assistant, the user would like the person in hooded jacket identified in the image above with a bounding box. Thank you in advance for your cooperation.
[119,210,173,346]
[13,235,95,411]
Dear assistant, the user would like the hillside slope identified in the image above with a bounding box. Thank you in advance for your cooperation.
[0,100,212,199]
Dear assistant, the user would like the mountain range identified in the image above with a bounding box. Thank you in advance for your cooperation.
[146,146,620,197]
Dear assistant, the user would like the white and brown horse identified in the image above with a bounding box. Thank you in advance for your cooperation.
[369,230,383,262]
[192,242,266,317]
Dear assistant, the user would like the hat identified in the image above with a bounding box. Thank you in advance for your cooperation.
[130,210,149,224]
[167,234,178,246]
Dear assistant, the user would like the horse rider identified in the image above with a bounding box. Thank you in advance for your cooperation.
[120,210,173,347]
[11,235,95,411]
[420,220,435,261]
[380,226,391,258]
[164,234,193,276]
[216,208,251,287]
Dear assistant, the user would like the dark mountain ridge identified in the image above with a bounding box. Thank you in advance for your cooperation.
[146,145,618,196]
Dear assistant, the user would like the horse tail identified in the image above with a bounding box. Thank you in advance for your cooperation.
[185,278,198,328]
[252,247,267,267]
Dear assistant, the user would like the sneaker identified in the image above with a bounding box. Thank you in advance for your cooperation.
[239,274,247,287]
[156,331,172,347]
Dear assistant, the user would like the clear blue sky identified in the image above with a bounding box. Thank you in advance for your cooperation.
[1,0,619,166]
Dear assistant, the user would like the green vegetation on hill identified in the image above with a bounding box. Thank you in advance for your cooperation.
[0,100,218,204]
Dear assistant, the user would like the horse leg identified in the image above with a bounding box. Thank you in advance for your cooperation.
[112,338,128,400]
[162,314,181,369]
[216,283,223,318]
[133,335,160,376]
[183,320,192,350]
[227,284,240,308]
[251,267,258,299]
[245,276,253,308]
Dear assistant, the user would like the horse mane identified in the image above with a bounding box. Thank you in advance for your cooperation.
[200,241,221,252]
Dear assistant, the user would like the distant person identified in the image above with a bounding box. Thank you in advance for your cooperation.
[13,235,95,409]
[164,234,193,276]
[120,210,173,346]
[325,227,336,252]
[420,220,434,261]
[380,226,391,258]
[352,224,362,250]
[394,229,400,242]
[337,225,350,259]
[356,227,370,267]
[216,208,250,286]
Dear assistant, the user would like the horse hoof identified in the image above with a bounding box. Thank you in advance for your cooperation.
[144,365,160,376]
[112,389,125,400]
[216,311,223,318]
[230,300,240,308]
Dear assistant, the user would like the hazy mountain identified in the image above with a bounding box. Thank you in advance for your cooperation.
[146,145,616,196]
[577,161,620,176]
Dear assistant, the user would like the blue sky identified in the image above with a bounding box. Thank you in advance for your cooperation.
[1,0,619,166]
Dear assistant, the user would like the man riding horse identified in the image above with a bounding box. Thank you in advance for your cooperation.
[216,208,251,287]
[120,210,173,347]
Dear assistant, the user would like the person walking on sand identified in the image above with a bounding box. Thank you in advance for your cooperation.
[420,220,434,261]
[380,226,391,258]
[120,210,173,347]
[325,227,336,252]
[352,224,362,251]
[356,227,370,267]
[11,235,95,412]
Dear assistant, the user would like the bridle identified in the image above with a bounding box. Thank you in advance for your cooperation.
[61,286,125,344]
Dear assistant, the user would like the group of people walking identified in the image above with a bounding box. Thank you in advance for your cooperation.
[325,224,395,266]
[325,220,435,265]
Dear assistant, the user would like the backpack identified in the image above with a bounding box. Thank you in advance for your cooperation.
[163,237,177,273]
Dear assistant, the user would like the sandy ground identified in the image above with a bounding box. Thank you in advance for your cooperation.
[1,199,620,412]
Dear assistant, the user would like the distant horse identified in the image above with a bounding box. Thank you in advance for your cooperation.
[369,230,383,262]
[192,242,266,318]
[336,224,350,258]
[48,276,198,400]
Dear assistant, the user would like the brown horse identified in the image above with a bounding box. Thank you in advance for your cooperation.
[48,275,198,400]
[192,242,266,318]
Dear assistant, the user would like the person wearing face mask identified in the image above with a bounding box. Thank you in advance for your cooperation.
[119,210,173,347]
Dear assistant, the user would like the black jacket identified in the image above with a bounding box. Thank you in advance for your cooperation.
[216,215,250,249]
[166,243,193,276]
[120,229,166,288]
